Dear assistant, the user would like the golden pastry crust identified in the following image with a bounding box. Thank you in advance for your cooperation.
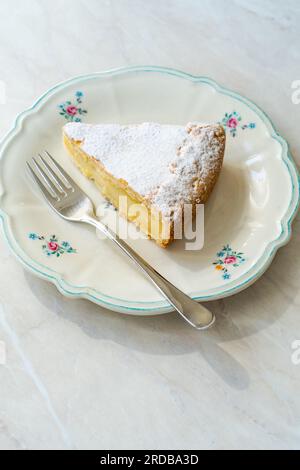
[186,123,225,206]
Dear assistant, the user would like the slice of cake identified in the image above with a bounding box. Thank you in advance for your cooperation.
[63,122,225,247]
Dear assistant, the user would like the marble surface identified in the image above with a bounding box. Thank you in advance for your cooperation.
[0,0,300,450]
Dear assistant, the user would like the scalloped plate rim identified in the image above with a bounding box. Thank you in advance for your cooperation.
[0,65,299,315]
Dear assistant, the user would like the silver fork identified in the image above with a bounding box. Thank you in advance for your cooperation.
[27,151,215,330]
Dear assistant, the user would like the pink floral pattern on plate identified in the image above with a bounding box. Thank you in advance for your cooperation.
[29,233,76,257]
[220,111,256,137]
[58,91,87,122]
[213,244,245,280]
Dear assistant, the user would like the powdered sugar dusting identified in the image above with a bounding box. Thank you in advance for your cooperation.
[64,122,225,218]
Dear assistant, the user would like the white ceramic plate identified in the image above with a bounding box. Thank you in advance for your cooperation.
[0,66,299,314]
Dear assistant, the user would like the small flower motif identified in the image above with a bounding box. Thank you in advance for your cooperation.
[227,117,238,128]
[58,91,87,122]
[48,241,59,252]
[66,105,78,116]
[29,233,76,257]
[224,255,237,264]
[219,111,256,137]
[29,232,44,241]
[213,245,245,280]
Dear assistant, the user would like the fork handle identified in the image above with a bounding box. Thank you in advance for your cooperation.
[83,215,215,330]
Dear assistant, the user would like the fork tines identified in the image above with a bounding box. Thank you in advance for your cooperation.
[27,151,76,202]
